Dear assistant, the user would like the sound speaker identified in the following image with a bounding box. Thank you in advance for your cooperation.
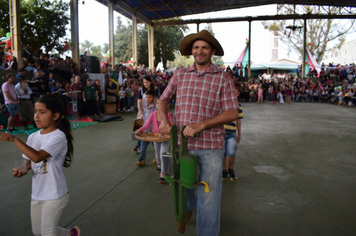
[85,56,100,73]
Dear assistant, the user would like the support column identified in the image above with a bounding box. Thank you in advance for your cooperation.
[70,0,79,71]
[302,18,307,78]
[148,25,154,70]
[108,0,115,67]
[248,20,252,79]
[197,23,200,32]
[132,15,137,68]
[9,0,23,68]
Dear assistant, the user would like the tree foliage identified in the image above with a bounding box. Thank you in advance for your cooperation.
[91,45,102,61]
[114,17,132,63]
[152,20,188,69]
[167,51,194,68]
[114,16,188,69]
[80,40,93,55]
[262,5,355,63]
[0,0,70,55]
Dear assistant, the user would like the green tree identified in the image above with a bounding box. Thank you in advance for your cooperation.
[102,43,109,55]
[114,16,132,63]
[91,45,102,61]
[153,20,188,69]
[204,23,224,65]
[0,0,70,54]
[137,24,148,67]
[80,40,93,55]
[262,5,355,63]
[167,51,194,68]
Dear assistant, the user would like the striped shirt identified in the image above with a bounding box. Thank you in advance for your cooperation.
[160,62,239,150]
[224,104,243,134]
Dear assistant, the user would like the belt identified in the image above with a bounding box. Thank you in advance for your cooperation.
[19,98,31,101]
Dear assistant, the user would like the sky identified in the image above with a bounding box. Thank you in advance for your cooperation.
[76,1,356,66]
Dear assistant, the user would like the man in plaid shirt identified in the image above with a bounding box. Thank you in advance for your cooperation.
[160,30,239,236]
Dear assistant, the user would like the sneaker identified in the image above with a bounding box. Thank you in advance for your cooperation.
[70,226,81,236]
[228,169,237,182]
[136,148,141,153]
[159,177,165,183]
[132,145,140,152]
[157,164,161,173]
[127,109,131,112]
[222,170,228,181]
[135,160,145,166]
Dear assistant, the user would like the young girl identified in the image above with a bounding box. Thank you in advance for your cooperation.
[135,99,173,183]
[118,86,126,112]
[0,95,80,236]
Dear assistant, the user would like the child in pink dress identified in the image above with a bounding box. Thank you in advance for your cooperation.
[136,99,173,183]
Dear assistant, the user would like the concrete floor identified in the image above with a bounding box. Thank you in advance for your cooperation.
[0,102,356,236]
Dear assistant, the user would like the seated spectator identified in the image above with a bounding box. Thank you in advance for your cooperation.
[5,56,17,70]
[313,88,320,103]
[321,88,328,103]
[106,80,117,104]
[34,63,45,81]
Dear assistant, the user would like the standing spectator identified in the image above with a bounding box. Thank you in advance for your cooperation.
[1,73,19,132]
[159,30,239,236]
[94,79,103,116]
[118,86,126,112]
[125,83,133,112]
[14,76,36,130]
[82,78,98,116]
[106,80,117,104]
[131,80,140,111]
[70,75,83,116]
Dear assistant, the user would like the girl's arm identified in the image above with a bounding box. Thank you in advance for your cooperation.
[136,112,155,134]
[0,132,50,163]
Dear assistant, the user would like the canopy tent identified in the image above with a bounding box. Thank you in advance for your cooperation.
[234,41,249,77]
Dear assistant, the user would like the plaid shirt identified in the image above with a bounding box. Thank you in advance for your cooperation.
[160,63,239,150]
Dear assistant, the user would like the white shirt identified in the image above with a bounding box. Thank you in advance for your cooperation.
[23,129,68,201]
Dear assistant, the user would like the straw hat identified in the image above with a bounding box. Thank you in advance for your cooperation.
[179,30,224,56]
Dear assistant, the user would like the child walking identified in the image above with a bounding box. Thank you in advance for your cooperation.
[222,90,243,182]
[0,94,80,236]
[136,99,173,183]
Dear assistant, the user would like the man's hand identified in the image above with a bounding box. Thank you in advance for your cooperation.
[183,123,204,137]
[159,120,171,135]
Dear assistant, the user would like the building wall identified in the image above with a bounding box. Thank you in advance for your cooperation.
[323,39,356,65]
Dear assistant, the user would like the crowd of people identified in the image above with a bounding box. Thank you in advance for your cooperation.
[234,69,356,107]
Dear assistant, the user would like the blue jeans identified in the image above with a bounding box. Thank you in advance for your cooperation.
[126,97,133,110]
[138,141,150,161]
[224,133,237,157]
[187,149,224,236]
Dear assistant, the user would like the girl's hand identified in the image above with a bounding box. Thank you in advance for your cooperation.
[12,168,27,178]
[0,131,16,142]
[136,129,142,135]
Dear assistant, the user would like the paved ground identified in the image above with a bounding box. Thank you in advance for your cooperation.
[1,102,356,236]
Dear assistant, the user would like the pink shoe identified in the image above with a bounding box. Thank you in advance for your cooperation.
[70,226,81,236]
